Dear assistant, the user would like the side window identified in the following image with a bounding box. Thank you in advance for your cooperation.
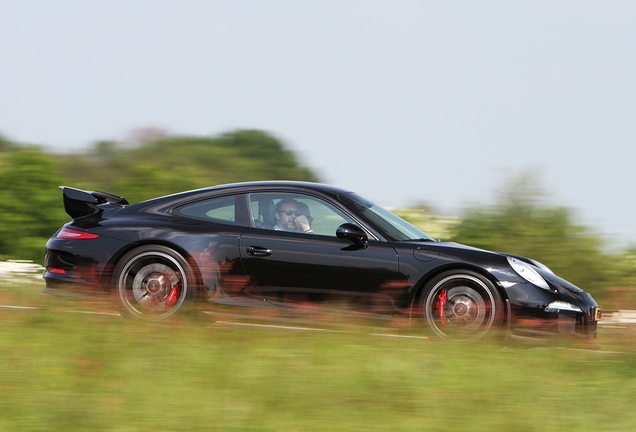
[174,195,249,225]
[248,192,354,236]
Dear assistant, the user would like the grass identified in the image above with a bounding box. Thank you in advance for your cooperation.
[1,281,635,431]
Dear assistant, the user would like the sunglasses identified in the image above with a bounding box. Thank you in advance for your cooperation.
[280,210,313,219]
[281,209,301,216]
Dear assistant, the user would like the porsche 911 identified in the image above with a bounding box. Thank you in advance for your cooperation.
[44,181,601,342]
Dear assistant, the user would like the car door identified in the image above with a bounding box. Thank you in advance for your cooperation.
[172,193,264,306]
[238,192,401,314]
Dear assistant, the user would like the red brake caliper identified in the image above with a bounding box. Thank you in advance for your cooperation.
[166,281,181,306]
[436,288,448,328]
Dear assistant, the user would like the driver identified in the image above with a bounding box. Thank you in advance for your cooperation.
[274,198,300,231]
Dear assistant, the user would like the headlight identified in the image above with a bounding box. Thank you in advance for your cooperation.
[507,256,550,290]
[528,258,555,275]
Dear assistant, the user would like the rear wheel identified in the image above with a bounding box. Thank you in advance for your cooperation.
[115,245,196,320]
[421,270,503,341]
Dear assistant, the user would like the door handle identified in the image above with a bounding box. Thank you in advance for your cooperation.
[245,245,273,257]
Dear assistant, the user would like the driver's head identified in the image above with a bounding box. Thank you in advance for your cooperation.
[275,198,300,231]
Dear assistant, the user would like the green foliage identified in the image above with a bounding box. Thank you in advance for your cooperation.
[0,133,14,152]
[0,148,68,262]
[610,249,636,287]
[450,175,611,295]
[58,129,317,204]
[392,206,458,241]
[0,130,318,262]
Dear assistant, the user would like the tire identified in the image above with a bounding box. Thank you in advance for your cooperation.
[114,245,196,320]
[421,270,503,341]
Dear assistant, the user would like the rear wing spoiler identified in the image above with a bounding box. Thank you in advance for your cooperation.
[60,186,129,219]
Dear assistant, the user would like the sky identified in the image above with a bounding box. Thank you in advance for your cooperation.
[1,1,635,246]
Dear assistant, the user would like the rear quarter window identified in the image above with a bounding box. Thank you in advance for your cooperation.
[174,195,248,225]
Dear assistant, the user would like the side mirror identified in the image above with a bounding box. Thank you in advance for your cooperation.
[336,223,368,249]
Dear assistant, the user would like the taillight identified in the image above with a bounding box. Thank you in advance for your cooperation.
[49,268,67,274]
[56,227,100,239]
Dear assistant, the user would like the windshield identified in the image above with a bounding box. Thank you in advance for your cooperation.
[338,193,434,242]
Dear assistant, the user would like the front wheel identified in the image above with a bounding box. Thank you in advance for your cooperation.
[114,245,196,320]
[421,270,503,341]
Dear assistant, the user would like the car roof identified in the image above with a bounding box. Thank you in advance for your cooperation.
[202,180,351,195]
[136,181,355,206]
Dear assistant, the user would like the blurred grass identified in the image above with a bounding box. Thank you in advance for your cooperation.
[1,281,636,431]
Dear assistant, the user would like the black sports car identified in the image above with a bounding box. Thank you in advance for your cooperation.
[44,181,601,341]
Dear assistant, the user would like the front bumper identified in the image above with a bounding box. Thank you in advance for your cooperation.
[503,282,600,343]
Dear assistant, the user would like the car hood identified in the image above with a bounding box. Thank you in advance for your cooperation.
[403,240,584,291]
[409,240,539,265]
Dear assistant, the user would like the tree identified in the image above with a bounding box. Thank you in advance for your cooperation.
[0,133,14,152]
[0,129,319,262]
[59,129,319,204]
[0,147,68,262]
[450,174,610,296]
[392,206,458,241]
